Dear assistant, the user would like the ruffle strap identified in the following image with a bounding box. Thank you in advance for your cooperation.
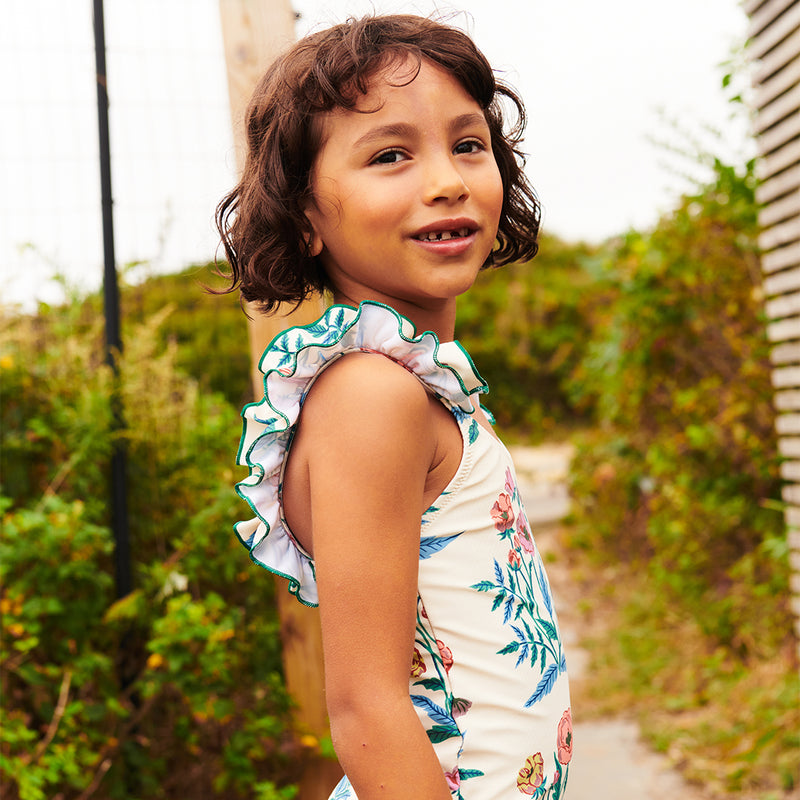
[234,300,487,606]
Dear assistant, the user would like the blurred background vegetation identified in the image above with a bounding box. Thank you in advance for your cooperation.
[2,136,798,799]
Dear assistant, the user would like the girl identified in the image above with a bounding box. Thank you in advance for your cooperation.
[217,14,572,800]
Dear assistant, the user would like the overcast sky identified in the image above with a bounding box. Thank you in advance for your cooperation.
[1,0,751,311]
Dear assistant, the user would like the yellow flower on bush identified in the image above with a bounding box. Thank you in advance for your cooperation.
[299,734,318,749]
[516,752,544,795]
[146,652,165,670]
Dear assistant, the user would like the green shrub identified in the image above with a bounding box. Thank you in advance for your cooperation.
[457,235,599,437]
[565,153,796,792]
[0,300,299,799]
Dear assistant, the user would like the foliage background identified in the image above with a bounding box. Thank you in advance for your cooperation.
[1,286,303,799]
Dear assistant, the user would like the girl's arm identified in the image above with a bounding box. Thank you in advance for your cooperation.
[298,353,452,800]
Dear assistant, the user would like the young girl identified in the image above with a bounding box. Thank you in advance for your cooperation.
[217,14,572,800]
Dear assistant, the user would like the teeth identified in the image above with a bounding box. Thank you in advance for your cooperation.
[417,227,470,242]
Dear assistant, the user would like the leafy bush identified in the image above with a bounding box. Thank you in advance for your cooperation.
[457,235,598,437]
[564,153,797,791]
[567,154,788,653]
[0,299,300,799]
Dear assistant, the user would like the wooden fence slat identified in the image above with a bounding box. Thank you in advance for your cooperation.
[766,288,800,319]
[775,389,800,410]
[754,82,800,134]
[779,436,800,455]
[747,0,798,38]
[759,216,800,252]
[771,341,800,364]
[757,110,800,159]
[772,365,800,387]
[781,461,800,481]
[756,162,800,206]
[759,187,800,229]
[785,506,800,527]
[776,413,800,434]
[767,316,800,342]
[763,240,800,274]
[764,266,800,296]
[754,53,800,108]
[748,0,800,60]
[743,0,771,17]
[754,25,800,83]
[782,483,800,504]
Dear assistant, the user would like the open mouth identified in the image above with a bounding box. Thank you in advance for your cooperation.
[414,227,473,242]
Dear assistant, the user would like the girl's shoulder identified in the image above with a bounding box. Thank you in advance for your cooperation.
[298,347,432,426]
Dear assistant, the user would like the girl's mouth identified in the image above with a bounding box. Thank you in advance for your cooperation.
[413,227,473,242]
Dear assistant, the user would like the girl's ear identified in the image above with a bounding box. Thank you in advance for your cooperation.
[305,226,324,257]
[302,198,324,257]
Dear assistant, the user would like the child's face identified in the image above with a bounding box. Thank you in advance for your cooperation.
[304,57,503,317]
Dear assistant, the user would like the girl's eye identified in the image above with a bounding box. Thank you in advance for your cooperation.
[454,139,486,155]
[371,149,408,165]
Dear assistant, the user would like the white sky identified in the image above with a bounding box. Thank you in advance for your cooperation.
[0,0,751,311]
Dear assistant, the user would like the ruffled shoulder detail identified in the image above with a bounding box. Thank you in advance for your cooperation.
[234,301,487,607]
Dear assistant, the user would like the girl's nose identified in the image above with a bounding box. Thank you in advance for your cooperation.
[423,156,470,204]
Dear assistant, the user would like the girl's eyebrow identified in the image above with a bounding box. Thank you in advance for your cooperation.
[352,112,489,150]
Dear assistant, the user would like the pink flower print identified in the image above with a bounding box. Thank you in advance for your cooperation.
[508,549,522,569]
[557,707,573,765]
[451,697,472,718]
[410,647,426,678]
[516,753,544,795]
[444,767,461,792]
[491,493,515,531]
[505,467,515,496]
[436,639,454,672]
[516,517,535,554]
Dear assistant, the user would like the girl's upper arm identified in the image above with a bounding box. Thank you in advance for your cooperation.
[298,353,436,706]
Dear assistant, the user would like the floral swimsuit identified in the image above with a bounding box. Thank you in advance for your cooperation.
[234,301,572,799]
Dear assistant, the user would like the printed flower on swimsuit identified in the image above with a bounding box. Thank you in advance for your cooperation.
[516,752,544,794]
[411,647,426,678]
[490,492,515,531]
[504,467,516,496]
[556,708,573,765]
[515,516,535,555]
[444,767,461,792]
[436,639,454,672]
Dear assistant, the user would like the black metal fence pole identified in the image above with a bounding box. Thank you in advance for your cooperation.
[93,0,131,601]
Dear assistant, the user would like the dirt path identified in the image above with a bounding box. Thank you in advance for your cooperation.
[510,444,709,800]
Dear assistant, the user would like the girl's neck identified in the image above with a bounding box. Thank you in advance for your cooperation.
[332,291,457,342]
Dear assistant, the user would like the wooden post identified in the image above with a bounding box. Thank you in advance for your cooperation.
[218,3,340,797]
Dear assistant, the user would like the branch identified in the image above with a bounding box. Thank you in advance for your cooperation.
[75,758,112,800]
[31,669,72,763]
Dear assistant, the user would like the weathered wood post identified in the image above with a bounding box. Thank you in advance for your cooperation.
[218,2,340,796]
[743,0,800,656]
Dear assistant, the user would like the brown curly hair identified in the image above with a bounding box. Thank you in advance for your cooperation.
[216,14,540,313]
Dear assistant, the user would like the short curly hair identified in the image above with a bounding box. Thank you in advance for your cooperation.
[216,14,540,313]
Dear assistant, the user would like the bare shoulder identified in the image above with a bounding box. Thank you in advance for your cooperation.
[300,352,433,438]
[283,352,454,547]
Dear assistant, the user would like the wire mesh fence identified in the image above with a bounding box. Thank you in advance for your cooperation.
[1,0,237,312]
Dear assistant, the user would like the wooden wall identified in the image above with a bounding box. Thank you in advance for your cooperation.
[743,0,800,646]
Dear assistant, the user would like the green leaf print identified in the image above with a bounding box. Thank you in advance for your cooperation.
[427,724,461,743]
